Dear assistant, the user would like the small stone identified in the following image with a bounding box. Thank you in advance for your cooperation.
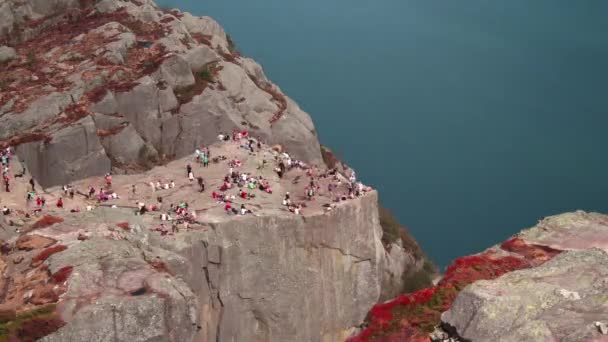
[595,321,608,335]
[0,46,17,63]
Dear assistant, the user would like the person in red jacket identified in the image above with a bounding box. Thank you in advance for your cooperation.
[57,198,64,208]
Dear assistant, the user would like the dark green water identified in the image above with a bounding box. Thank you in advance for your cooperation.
[158,0,608,268]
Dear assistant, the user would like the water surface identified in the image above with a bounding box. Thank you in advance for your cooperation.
[158,0,608,268]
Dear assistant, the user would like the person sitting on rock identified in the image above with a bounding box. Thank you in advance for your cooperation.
[57,198,64,208]
[2,206,10,215]
[88,186,96,199]
[283,192,291,206]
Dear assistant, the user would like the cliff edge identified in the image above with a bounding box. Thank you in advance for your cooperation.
[349,211,608,342]
[0,1,432,340]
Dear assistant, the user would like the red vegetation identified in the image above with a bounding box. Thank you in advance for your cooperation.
[0,131,52,149]
[97,124,127,137]
[349,241,562,342]
[191,33,212,46]
[31,215,64,229]
[500,238,561,263]
[10,314,65,341]
[31,245,67,267]
[60,102,90,124]
[248,76,287,124]
[51,266,74,283]
[116,222,130,231]
[148,259,171,274]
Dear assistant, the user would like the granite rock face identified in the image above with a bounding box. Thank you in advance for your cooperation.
[439,211,608,342]
[350,211,608,342]
[0,141,424,341]
[0,0,323,187]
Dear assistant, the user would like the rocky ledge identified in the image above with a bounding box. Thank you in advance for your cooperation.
[0,136,429,341]
[349,211,608,342]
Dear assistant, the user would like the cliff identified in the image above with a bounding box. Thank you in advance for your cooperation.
[0,2,433,339]
[0,0,323,187]
[348,211,608,342]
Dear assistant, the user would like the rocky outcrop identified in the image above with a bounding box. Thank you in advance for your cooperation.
[0,141,424,341]
[349,211,608,342]
[0,0,323,187]
[442,249,608,342]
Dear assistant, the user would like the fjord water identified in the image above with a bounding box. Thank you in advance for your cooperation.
[159,0,608,268]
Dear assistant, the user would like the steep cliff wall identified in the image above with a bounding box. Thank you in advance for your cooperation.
[32,193,385,341]
[0,0,322,187]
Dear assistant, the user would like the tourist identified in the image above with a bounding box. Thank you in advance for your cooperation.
[186,164,192,177]
[105,173,112,187]
[2,206,10,215]
[198,177,205,192]
[283,192,291,206]
[29,178,35,191]
[57,197,64,208]
[188,171,194,182]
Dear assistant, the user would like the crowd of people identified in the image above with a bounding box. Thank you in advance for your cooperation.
[1,128,373,238]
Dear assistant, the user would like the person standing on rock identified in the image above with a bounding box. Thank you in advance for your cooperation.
[186,164,192,178]
[197,177,205,192]
[188,170,194,182]
[105,173,112,188]
[3,174,9,192]
[57,197,64,208]
[29,178,35,192]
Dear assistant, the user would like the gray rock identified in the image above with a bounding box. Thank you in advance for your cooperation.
[16,116,111,187]
[157,55,195,90]
[442,249,608,342]
[183,45,221,72]
[0,45,16,63]
[99,124,159,166]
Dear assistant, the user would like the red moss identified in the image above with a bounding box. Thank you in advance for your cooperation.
[249,76,287,124]
[51,266,73,283]
[0,131,52,150]
[60,102,90,124]
[349,244,561,341]
[148,259,171,275]
[11,314,65,341]
[116,222,130,231]
[191,33,212,46]
[500,238,561,263]
[31,245,67,267]
[97,124,127,137]
[31,215,64,229]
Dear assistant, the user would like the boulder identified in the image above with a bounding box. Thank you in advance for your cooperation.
[183,45,220,72]
[99,124,158,166]
[16,116,111,187]
[16,234,56,251]
[0,45,17,63]
[442,249,608,342]
[157,55,195,90]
